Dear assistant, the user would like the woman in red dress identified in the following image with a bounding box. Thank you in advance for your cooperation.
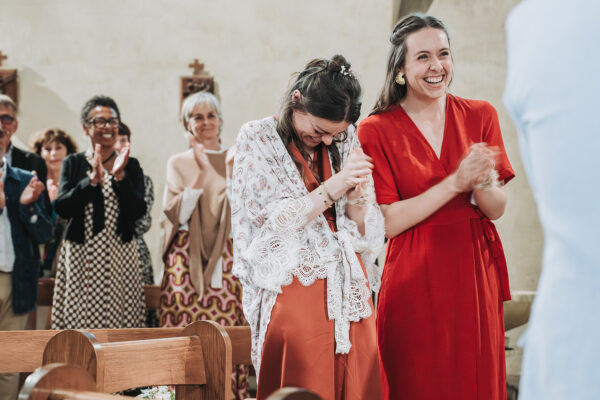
[357,14,514,400]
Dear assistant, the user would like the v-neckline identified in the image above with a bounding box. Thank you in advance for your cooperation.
[398,95,450,163]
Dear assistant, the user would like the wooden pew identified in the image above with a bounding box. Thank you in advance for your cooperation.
[18,363,132,400]
[42,321,231,399]
[20,364,321,400]
[0,323,251,376]
[36,279,161,309]
[32,279,161,330]
[0,327,181,374]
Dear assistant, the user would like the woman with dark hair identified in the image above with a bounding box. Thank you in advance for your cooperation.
[230,55,385,400]
[358,14,514,400]
[50,95,147,329]
[29,128,78,273]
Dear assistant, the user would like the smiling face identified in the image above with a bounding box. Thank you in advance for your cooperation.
[292,110,349,154]
[186,103,221,145]
[83,106,119,149]
[400,27,452,101]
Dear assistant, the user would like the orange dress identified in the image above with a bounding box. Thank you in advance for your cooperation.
[256,144,382,400]
[358,95,514,400]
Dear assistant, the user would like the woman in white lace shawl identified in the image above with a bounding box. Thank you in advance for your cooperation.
[230,55,385,400]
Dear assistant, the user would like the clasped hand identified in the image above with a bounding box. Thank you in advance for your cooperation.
[453,143,499,192]
[327,148,373,201]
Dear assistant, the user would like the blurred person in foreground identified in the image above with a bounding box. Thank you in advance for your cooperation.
[504,1,600,398]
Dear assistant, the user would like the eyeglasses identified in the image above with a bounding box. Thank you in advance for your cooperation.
[0,115,16,124]
[89,117,119,129]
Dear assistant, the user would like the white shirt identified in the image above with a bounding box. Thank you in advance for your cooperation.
[178,187,203,229]
[0,160,15,273]
[504,1,600,398]
[4,145,12,167]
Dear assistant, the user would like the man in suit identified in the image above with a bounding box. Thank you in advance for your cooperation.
[0,95,47,182]
[0,126,51,399]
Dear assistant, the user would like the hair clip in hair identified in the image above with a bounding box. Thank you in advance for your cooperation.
[340,65,353,78]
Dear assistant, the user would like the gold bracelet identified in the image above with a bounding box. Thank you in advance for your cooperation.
[347,193,371,207]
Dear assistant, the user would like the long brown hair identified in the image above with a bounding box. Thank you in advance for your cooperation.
[370,14,450,116]
[276,54,362,181]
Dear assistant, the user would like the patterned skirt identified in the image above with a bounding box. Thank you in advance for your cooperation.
[51,175,146,330]
[159,230,250,400]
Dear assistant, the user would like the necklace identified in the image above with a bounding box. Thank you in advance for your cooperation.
[102,151,116,164]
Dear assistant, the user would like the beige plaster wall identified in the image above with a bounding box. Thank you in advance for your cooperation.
[0,0,394,281]
[1,0,541,373]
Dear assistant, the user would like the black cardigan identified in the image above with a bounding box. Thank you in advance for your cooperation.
[54,152,147,244]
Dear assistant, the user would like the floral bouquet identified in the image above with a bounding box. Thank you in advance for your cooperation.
[136,386,175,400]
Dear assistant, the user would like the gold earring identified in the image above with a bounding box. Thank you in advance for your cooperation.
[395,72,406,85]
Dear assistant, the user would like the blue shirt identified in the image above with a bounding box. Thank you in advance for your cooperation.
[504,1,600,398]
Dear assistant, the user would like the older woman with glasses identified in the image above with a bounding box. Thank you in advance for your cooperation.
[160,91,249,399]
[50,95,147,329]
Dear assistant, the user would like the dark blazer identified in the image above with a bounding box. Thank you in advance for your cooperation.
[54,152,147,244]
[4,165,52,314]
[10,145,47,184]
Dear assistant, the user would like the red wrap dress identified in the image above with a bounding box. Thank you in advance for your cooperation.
[358,94,514,400]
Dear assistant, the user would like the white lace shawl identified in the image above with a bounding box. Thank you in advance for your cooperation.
[230,117,385,374]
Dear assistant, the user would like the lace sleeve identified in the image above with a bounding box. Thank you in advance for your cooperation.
[231,121,315,291]
[336,127,386,292]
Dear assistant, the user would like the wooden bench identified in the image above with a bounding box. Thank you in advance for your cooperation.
[19,363,131,400]
[0,323,251,375]
[20,364,321,400]
[0,327,181,374]
[19,363,321,400]
[36,279,161,309]
[32,279,161,330]
[42,320,230,399]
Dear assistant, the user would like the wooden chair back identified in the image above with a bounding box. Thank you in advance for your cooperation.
[0,328,181,374]
[42,321,231,399]
[18,363,131,400]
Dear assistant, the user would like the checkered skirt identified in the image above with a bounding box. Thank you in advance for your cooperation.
[51,173,146,329]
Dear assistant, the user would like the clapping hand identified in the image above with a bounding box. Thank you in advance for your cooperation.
[47,178,59,202]
[453,143,499,192]
[20,171,46,205]
[112,142,130,181]
[189,135,214,189]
